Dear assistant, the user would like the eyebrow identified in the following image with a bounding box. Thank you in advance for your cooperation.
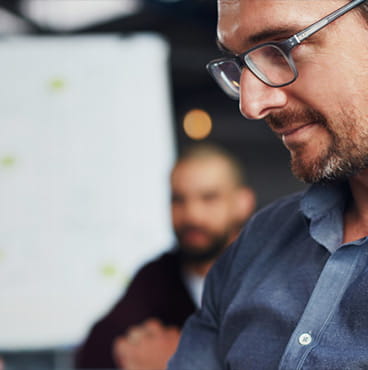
[217,25,302,54]
[249,26,300,44]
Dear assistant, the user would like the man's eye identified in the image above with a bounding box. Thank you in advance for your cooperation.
[171,195,184,204]
[265,48,285,60]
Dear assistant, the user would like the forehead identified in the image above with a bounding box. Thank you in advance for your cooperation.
[217,0,349,50]
[171,157,235,191]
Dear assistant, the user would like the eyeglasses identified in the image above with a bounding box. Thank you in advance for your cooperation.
[207,0,367,100]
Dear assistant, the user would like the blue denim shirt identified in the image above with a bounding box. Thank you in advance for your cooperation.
[168,182,368,370]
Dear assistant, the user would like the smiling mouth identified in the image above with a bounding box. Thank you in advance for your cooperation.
[274,122,317,138]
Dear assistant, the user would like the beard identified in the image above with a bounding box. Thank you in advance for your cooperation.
[175,225,232,264]
[265,107,368,184]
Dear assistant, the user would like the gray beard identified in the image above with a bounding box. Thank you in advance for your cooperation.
[291,126,368,184]
[266,107,368,184]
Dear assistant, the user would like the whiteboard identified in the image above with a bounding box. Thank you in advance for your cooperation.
[0,34,175,350]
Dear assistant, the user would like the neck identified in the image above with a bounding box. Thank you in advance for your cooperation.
[184,260,215,277]
[344,169,368,243]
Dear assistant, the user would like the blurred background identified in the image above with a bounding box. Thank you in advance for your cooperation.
[0,0,307,369]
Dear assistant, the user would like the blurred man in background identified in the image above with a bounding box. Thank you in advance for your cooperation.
[75,143,256,369]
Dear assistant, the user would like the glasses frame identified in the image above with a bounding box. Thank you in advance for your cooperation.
[207,0,367,98]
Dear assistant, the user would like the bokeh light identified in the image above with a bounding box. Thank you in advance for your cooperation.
[183,109,212,140]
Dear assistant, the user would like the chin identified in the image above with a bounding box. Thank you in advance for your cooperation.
[291,150,364,184]
[290,133,339,179]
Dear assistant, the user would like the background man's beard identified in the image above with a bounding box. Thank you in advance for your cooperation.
[266,107,368,184]
[176,227,231,264]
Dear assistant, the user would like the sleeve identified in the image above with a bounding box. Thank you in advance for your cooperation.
[74,260,165,369]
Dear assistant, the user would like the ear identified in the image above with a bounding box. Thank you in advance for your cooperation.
[234,186,256,223]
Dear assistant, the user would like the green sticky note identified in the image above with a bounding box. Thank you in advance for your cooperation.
[101,263,117,278]
[1,156,16,167]
[49,78,66,91]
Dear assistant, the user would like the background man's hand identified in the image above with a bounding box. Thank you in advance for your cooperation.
[113,318,181,370]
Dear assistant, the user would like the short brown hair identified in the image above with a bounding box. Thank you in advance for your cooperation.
[176,143,247,187]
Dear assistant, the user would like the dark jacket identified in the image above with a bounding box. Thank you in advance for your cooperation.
[75,249,196,369]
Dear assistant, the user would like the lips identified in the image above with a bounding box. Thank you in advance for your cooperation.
[279,122,322,149]
[177,227,209,243]
[273,122,316,138]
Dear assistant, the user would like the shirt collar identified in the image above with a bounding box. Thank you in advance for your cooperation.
[300,182,350,253]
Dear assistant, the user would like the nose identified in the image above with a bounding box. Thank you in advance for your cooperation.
[181,200,206,225]
[239,68,288,120]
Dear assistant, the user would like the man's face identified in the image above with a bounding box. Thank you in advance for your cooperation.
[171,157,244,263]
[218,0,368,183]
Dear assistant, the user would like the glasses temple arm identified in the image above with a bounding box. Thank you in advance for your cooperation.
[294,0,366,43]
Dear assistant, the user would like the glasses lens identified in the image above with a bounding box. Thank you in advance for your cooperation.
[245,45,296,86]
[207,59,241,99]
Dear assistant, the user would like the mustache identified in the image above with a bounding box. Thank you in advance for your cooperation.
[265,108,328,131]
[175,225,209,237]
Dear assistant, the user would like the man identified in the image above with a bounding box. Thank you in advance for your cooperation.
[75,143,255,369]
[168,0,368,369]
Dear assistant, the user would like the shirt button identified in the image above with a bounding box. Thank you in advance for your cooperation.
[298,333,312,346]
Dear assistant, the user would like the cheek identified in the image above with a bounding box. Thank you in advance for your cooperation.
[205,202,235,226]
[171,206,182,225]
[294,47,368,112]
[293,62,332,102]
